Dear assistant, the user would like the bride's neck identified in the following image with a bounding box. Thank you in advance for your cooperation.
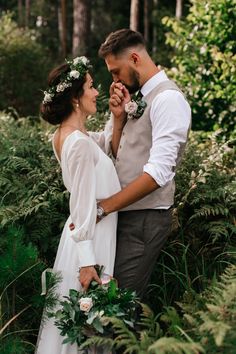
[60,112,87,134]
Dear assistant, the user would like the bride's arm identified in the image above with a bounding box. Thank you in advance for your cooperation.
[67,138,101,289]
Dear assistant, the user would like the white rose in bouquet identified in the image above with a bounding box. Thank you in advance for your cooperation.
[79,297,93,312]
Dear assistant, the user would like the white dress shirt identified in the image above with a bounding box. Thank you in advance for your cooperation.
[141,70,191,188]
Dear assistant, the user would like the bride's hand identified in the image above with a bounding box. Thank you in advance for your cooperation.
[109,82,130,119]
[79,266,101,291]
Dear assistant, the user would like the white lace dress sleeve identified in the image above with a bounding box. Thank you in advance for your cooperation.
[66,137,97,268]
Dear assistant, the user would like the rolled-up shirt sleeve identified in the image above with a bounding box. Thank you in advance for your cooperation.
[143,90,191,187]
[66,138,97,267]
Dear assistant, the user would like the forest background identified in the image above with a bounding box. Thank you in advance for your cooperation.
[0,0,235,353]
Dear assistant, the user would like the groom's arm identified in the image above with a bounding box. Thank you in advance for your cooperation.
[98,173,159,214]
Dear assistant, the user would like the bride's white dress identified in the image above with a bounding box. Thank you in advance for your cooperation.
[35,130,120,354]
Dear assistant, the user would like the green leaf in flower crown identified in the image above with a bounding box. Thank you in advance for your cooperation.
[107,279,117,300]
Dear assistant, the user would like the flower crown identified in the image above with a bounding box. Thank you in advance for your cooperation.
[43,56,91,104]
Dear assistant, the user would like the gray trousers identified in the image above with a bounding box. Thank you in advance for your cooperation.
[114,208,173,299]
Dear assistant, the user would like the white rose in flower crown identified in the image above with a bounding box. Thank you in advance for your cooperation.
[56,82,72,92]
[70,70,80,79]
[43,92,53,103]
[73,57,80,65]
[80,56,89,65]
[79,297,93,312]
[125,100,138,116]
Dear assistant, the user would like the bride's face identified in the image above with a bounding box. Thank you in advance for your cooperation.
[79,74,99,115]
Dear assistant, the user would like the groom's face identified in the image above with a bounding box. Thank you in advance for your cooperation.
[105,53,140,94]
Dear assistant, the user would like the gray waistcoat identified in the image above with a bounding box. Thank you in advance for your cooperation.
[115,80,189,211]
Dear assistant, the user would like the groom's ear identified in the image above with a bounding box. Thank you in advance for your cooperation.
[130,52,140,65]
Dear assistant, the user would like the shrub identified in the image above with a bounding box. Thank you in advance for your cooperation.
[0,226,46,354]
[162,0,236,134]
[0,112,68,261]
[147,130,236,311]
[0,12,52,117]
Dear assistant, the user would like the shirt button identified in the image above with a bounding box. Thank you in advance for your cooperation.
[119,145,122,149]
[122,131,125,136]
[116,157,120,162]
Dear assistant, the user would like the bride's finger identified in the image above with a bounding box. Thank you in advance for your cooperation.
[113,87,124,99]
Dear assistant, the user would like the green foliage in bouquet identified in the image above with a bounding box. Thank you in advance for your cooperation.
[48,277,138,349]
[162,0,236,134]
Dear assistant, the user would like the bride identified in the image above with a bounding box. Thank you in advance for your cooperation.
[35,56,121,354]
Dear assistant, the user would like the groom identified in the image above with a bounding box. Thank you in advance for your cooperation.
[95,29,191,299]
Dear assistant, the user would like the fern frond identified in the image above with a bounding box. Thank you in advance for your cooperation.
[189,204,229,221]
[80,335,113,351]
[148,337,204,354]
[106,317,139,353]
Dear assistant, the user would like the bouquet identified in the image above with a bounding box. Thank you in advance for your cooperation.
[47,267,138,349]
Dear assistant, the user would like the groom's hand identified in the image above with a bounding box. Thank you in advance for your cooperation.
[109,82,130,118]
[79,266,101,291]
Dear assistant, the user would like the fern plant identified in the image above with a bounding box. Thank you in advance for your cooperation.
[0,226,46,354]
[81,303,204,354]
[175,264,236,353]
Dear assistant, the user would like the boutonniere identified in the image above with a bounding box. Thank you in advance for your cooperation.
[125,91,147,120]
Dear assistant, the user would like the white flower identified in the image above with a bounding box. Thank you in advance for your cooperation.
[101,273,112,285]
[79,297,93,312]
[73,56,89,66]
[56,82,72,92]
[70,70,80,79]
[125,100,138,116]
[80,56,89,65]
[73,57,80,65]
[200,46,207,54]
[43,92,53,104]
[171,67,178,74]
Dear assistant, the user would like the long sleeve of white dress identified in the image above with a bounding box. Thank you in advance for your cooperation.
[66,137,97,268]
[89,114,114,155]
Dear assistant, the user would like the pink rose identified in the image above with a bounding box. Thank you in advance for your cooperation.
[125,100,138,116]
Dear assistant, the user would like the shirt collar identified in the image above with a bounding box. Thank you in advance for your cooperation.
[141,70,169,97]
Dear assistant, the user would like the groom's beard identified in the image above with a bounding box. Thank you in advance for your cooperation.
[123,68,140,94]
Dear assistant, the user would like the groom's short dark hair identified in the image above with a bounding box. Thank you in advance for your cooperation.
[98,29,146,58]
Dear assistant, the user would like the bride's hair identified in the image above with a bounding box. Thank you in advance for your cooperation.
[40,63,88,125]
[99,29,146,58]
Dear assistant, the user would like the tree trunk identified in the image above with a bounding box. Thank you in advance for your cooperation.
[18,0,23,26]
[152,0,158,56]
[143,0,149,42]
[130,0,139,31]
[176,0,183,19]
[59,0,67,58]
[25,0,30,27]
[72,0,91,57]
